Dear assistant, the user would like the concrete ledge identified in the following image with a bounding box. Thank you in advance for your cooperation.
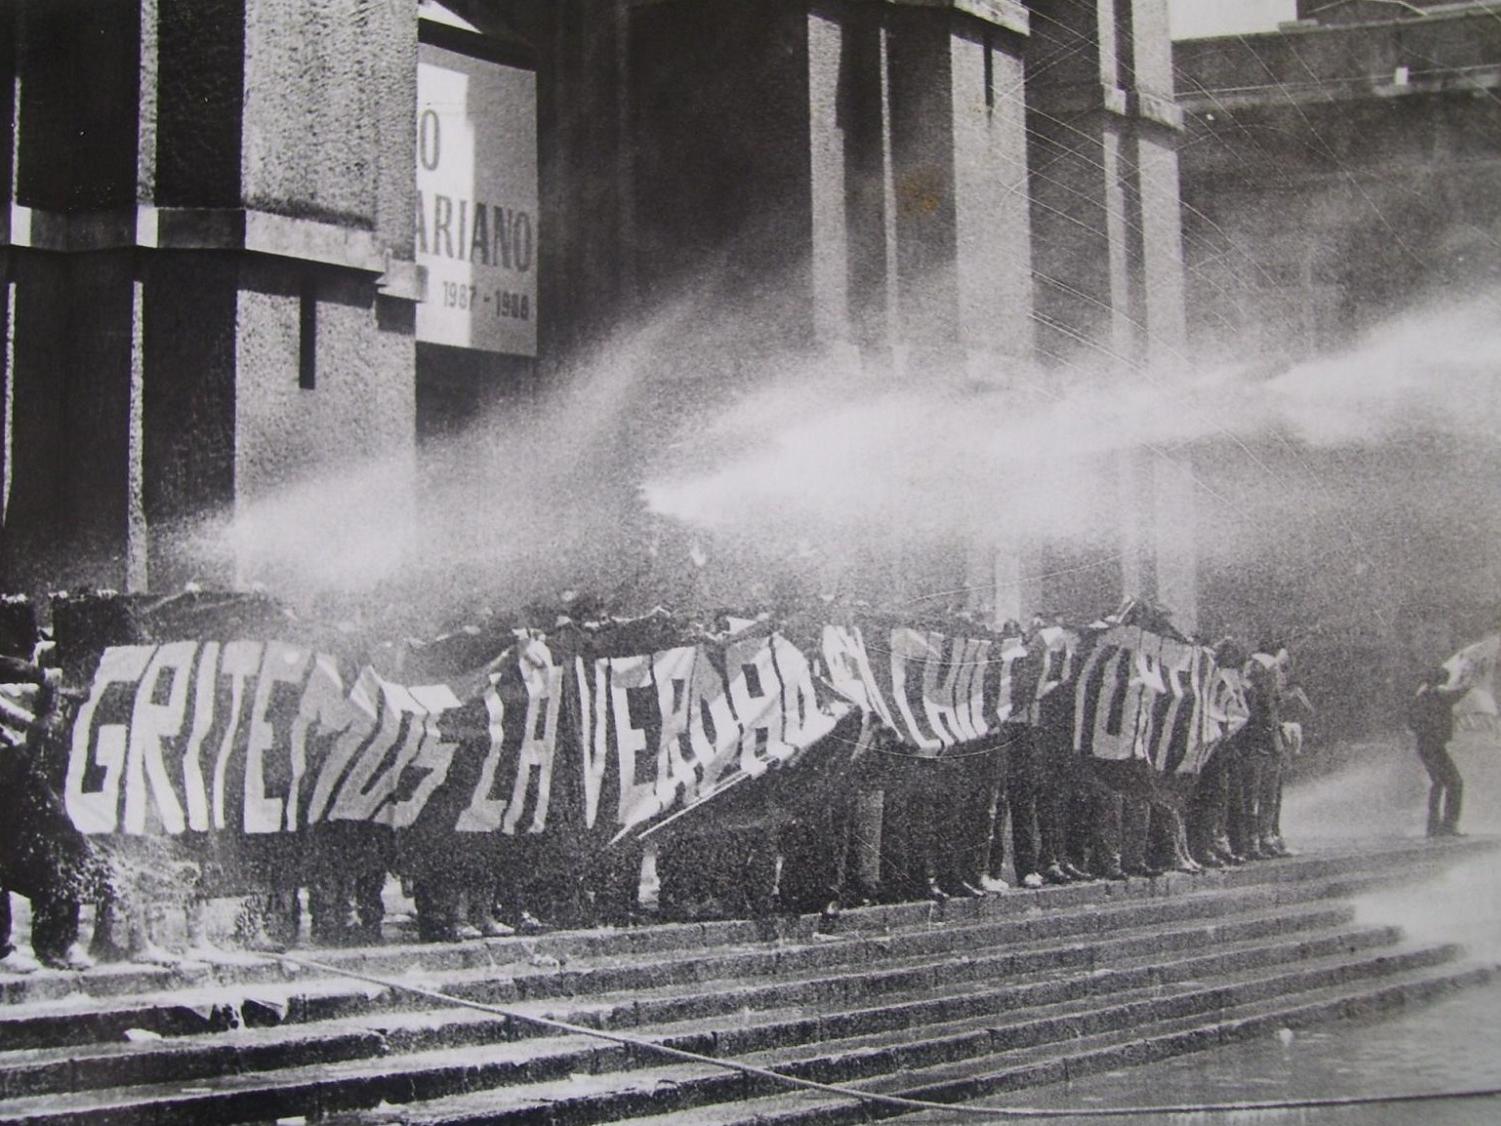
[628,0,1030,35]
[878,0,1030,37]
[1032,80,1186,129]
[1179,60,1501,113]
[0,204,418,294]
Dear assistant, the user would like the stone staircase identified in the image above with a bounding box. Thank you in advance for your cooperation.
[0,837,1492,1125]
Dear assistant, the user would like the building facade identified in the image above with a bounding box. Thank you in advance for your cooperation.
[0,0,1196,627]
[1174,0,1501,721]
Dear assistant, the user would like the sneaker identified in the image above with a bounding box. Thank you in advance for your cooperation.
[943,882,982,899]
[979,876,1010,893]
[129,941,180,968]
[514,911,548,936]
[1021,872,1045,890]
[0,948,40,974]
[39,943,94,972]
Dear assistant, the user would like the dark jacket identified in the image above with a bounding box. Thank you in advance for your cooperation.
[1407,683,1459,750]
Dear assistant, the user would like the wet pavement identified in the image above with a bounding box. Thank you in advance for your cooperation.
[992,976,1501,1125]
[974,740,1501,1126]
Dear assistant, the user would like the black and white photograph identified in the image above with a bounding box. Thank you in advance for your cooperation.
[1,0,1499,1122]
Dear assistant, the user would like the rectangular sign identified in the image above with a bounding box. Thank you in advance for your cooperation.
[415,43,537,355]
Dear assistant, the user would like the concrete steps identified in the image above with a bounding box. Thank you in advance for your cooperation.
[0,838,1491,1125]
[0,903,1379,1098]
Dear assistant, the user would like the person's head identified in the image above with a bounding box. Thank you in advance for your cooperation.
[1214,637,1247,668]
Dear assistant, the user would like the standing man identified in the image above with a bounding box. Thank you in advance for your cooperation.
[1242,642,1285,858]
[1408,668,1465,838]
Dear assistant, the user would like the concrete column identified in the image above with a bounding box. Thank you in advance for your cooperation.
[1025,0,1193,622]
[624,0,837,361]
[140,252,238,589]
[807,7,858,359]
[884,2,1031,374]
[1,2,144,592]
[1,261,12,539]
[0,10,13,541]
[533,0,633,367]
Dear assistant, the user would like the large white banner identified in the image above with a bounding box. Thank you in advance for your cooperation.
[415,44,537,355]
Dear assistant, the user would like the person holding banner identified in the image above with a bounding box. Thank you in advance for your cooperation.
[1,595,95,971]
[1407,667,1466,838]
[1188,637,1248,869]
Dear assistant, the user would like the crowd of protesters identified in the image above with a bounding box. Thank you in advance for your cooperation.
[0,585,1375,974]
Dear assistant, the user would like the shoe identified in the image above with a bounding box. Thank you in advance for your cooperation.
[1197,853,1225,870]
[455,923,483,941]
[1123,864,1166,879]
[979,876,1010,893]
[1097,864,1129,882]
[0,948,40,974]
[1021,872,1045,890]
[926,879,950,903]
[961,881,990,899]
[478,919,516,938]
[1041,864,1072,886]
[515,912,548,936]
[1059,861,1092,882]
[39,943,94,972]
[1438,826,1465,838]
[129,942,180,968]
[1173,858,1203,874]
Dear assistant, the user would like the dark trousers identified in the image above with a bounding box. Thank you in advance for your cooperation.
[1034,727,1076,873]
[0,876,83,963]
[1006,728,1042,879]
[1256,752,1285,844]
[984,740,1011,882]
[1188,746,1232,861]
[1417,741,1463,835]
[935,748,1000,892]
[809,780,884,908]
[1227,751,1263,857]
